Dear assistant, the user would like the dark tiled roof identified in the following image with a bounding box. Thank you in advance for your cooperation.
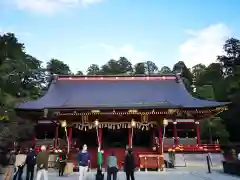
[15,75,228,110]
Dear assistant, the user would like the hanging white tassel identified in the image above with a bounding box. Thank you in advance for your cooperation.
[131,127,134,148]
[96,127,100,147]
[64,127,69,153]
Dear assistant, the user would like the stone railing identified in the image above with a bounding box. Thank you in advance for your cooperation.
[178,138,197,145]
[163,138,174,145]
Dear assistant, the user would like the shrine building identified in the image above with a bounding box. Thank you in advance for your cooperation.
[15,74,229,169]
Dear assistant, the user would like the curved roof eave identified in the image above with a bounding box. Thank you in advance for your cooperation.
[14,75,231,111]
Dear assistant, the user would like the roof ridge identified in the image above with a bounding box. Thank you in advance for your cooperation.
[56,74,176,77]
[55,74,177,81]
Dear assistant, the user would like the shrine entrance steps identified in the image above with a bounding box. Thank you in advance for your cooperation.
[68,147,223,169]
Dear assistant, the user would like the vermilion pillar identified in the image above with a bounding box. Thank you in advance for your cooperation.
[128,128,132,148]
[54,124,59,148]
[195,121,201,145]
[173,121,178,145]
[158,126,163,154]
[68,127,72,149]
[98,128,103,148]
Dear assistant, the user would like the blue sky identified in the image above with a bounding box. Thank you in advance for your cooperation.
[0,0,239,73]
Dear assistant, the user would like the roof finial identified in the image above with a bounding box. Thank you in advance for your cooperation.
[191,74,197,93]
[176,67,182,76]
[175,68,183,83]
[52,74,58,83]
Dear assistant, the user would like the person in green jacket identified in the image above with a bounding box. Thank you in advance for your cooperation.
[36,145,49,180]
[97,147,103,171]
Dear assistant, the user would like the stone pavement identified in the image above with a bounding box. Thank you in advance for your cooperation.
[1,168,239,180]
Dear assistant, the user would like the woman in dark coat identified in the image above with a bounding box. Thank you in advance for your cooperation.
[124,148,135,180]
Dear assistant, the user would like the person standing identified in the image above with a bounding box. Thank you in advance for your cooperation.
[124,148,135,180]
[56,150,67,176]
[25,148,37,180]
[97,147,103,171]
[106,151,118,180]
[3,150,16,180]
[13,149,27,180]
[96,147,104,180]
[36,145,49,180]
[77,144,90,180]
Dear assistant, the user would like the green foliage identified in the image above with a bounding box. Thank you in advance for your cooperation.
[159,66,172,74]
[86,64,101,75]
[194,85,215,100]
[200,117,230,144]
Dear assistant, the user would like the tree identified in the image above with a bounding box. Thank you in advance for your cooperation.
[133,61,159,75]
[215,38,240,142]
[46,59,71,75]
[196,63,223,86]
[87,64,101,75]
[193,63,227,102]
[100,57,133,75]
[100,59,121,75]
[159,66,172,74]
[76,70,84,75]
[117,57,133,74]
[0,33,41,151]
[194,85,215,100]
[46,59,71,86]
[0,33,45,100]
[145,61,158,74]
[200,117,229,144]
[192,64,206,81]
[217,38,240,75]
[134,62,145,74]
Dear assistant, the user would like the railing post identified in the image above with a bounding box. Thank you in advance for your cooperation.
[195,121,201,145]
[144,157,147,172]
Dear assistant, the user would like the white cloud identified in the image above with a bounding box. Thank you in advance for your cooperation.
[6,0,104,14]
[178,24,231,68]
[99,43,148,65]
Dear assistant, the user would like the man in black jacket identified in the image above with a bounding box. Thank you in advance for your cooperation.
[25,148,37,180]
[124,148,135,180]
